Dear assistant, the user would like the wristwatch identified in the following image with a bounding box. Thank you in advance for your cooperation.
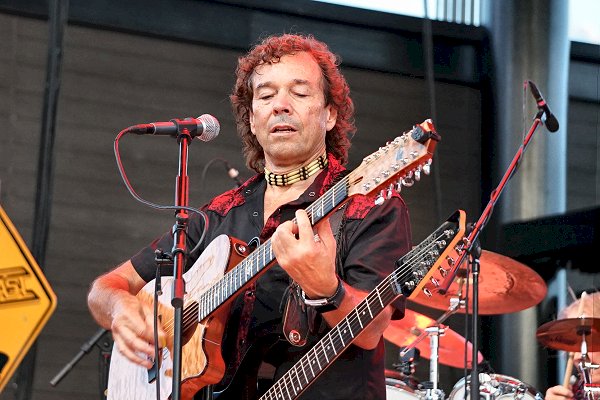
[301,277,346,313]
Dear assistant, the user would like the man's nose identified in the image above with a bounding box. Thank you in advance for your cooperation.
[272,93,291,114]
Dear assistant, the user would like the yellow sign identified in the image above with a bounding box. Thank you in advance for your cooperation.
[0,206,57,392]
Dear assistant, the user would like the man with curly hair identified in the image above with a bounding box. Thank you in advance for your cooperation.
[88,33,412,399]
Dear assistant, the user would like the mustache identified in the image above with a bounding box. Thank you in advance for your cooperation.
[268,115,299,131]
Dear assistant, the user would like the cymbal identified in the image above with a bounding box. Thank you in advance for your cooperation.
[408,250,547,315]
[536,317,600,352]
[384,308,484,369]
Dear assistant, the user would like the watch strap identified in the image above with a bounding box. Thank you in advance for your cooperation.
[301,277,346,313]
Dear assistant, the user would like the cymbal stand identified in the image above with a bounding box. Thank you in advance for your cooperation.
[400,296,464,357]
[576,323,600,400]
[400,296,464,400]
[423,326,445,400]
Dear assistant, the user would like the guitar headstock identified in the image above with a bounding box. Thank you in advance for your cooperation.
[347,119,439,200]
[403,209,467,300]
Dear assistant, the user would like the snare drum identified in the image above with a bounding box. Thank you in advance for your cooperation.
[449,373,543,400]
[386,378,423,400]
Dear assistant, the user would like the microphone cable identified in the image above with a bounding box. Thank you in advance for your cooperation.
[113,128,210,255]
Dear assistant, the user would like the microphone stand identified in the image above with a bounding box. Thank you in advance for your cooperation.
[49,328,110,392]
[439,109,547,400]
[170,121,193,400]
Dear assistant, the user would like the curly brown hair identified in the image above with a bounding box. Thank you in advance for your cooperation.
[230,34,355,172]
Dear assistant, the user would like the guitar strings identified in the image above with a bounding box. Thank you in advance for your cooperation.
[265,234,452,399]
[161,173,355,334]
[262,227,457,400]
[159,151,421,343]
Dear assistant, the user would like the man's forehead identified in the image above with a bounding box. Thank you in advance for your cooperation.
[251,52,322,88]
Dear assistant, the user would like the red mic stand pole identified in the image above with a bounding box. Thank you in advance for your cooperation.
[439,109,546,400]
[170,121,193,400]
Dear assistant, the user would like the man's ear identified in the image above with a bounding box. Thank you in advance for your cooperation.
[325,104,338,132]
[249,110,256,134]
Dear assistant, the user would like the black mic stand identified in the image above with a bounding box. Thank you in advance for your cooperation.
[439,109,548,400]
[49,327,111,399]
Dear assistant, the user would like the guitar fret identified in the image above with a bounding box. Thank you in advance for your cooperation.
[346,319,354,338]
[245,259,251,279]
[337,325,346,347]
[322,343,329,363]
[365,299,374,319]
[328,334,337,355]
[292,367,301,395]
[376,287,384,309]
[313,346,322,370]
[307,350,316,377]
[355,308,364,329]
[301,360,309,384]
[285,379,292,400]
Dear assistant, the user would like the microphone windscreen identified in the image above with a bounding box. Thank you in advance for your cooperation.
[197,114,220,142]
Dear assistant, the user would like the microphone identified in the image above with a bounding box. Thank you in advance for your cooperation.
[224,160,244,187]
[527,81,559,132]
[126,114,220,141]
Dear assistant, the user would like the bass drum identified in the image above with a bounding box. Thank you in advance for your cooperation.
[449,373,543,400]
[386,378,423,400]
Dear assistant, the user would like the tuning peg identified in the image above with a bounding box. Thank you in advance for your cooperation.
[395,179,402,192]
[437,265,449,277]
[414,167,421,181]
[386,184,394,199]
[401,177,414,187]
[374,193,385,206]
[423,159,432,175]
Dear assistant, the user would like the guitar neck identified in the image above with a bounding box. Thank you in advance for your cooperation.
[197,119,439,321]
[260,211,465,400]
[197,178,350,320]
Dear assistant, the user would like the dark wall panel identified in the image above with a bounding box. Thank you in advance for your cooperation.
[0,12,484,398]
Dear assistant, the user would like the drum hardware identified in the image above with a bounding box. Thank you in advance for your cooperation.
[421,326,446,400]
[577,360,600,400]
[448,373,543,400]
[386,297,483,400]
[392,348,421,379]
[389,297,483,370]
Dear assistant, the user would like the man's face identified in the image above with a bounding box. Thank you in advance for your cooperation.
[249,52,337,170]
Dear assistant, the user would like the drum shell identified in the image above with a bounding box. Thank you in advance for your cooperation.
[386,378,424,400]
[449,373,543,400]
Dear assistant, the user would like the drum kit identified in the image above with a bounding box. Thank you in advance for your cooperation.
[382,250,599,400]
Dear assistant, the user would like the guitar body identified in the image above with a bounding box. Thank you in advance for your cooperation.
[107,234,249,400]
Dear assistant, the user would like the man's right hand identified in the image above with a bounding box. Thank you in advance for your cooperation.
[87,260,166,370]
[110,294,166,369]
[545,385,574,400]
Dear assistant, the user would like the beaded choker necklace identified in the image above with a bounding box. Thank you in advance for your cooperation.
[264,153,328,186]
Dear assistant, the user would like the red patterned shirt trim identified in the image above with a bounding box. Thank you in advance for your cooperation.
[204,175,261,216]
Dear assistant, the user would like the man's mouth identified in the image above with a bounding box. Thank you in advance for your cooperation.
[270,124,297,133]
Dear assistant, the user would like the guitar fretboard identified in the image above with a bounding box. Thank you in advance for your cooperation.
[260,219,459,400]
[196,177,351,321]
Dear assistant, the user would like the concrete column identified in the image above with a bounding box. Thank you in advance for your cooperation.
[480,0,570,390]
